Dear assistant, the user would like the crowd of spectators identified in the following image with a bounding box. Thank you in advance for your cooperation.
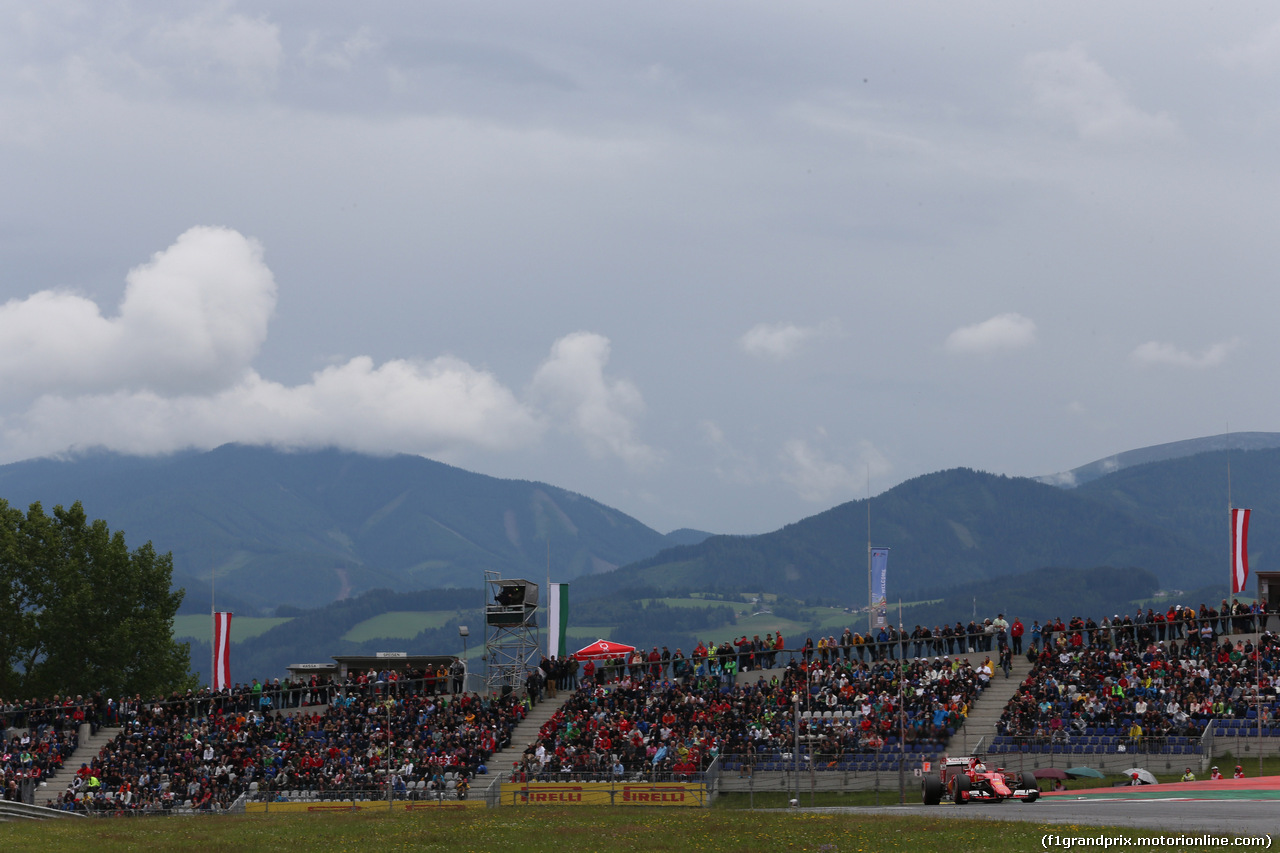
[4,668,524,813]
[512,597,1277,781]
[4,597,1277,811]
[1,695,88,805]
[514,675,749,782]
[512,646,983,782]
[997,610,1279,747]
[787,654,981,753]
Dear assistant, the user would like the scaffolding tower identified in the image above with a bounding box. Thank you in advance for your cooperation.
[483,571,540,695]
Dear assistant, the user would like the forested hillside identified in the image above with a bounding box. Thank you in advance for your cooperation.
[1040,431,1280,487]
[184,588,478,682]
[0,445,674,612]
[574,468,1214,605]
[894,565,1162,631]
[4,440,1264,685]
[1077,447,1279,577]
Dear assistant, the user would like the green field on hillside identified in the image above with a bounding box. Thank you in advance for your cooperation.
[342,611,458,643]
[731,613,812,636]
[566,625,617,641]
[645,596,738,609]
[172,615,292,642]
[0,807,1176,853]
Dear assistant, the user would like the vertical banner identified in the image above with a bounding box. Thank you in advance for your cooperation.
[1231,508,1251,595]
[870,547,889,629]
[213,611,233,690]
[548,583,569,658]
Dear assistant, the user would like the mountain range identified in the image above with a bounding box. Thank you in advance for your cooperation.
[0,433,1270,617]
[0,444,703,612]
[574,465,1217,603]
[1036,431,1280,488]
[582,442,1279,606]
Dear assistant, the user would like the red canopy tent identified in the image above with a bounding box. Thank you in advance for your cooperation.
[573,639,636,661]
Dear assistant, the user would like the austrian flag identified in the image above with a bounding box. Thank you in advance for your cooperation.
[1231,508,1251,595]
[213,611,233,691]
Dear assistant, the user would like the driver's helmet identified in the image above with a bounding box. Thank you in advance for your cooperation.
[973,762,986,773]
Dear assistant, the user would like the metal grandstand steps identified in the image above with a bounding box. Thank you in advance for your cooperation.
[37,723,122,805]
[951,654,1032,756]
[473,690,572,801]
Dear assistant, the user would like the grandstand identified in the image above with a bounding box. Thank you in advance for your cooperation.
[4,605,1278,812]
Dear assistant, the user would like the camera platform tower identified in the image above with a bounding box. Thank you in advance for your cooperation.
[483,571,540,695]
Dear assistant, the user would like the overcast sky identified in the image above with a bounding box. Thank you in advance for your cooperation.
[2,2,1278,535]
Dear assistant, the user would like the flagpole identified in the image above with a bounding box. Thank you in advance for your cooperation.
[898,597,905,805]
[211,562,215,692]
[1227,425,1233,604]
[546,538,551,659]
[1258,630,1264,779]
[866,466,872,637]
[1227,429,1263,776]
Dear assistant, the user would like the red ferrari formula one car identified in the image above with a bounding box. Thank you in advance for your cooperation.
[922,755,1040,805]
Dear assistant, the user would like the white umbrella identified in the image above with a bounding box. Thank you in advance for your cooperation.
[1121,768,1158,785]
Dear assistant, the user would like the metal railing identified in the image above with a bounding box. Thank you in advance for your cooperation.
[990,734,1203,755]
[247,786,475,811]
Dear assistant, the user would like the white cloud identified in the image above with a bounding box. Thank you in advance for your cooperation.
[0,226,274,399]
[1131,338,1240,369]
[529,332,659,469]
[944,313,1037,355]
[778,437,888,504]
[1216,20,1280,73]
[1024,45,1176,142]
[0,230,665,468]
[700,420,764,486]
[5,357,541,462]
[739,320,839,361]
[300,26,378,72]
[147,7,282,93]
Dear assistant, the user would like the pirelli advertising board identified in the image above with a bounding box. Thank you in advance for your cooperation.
[506,782,706,807]
[245,799,485,814]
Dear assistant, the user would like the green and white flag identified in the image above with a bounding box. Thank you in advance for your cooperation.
[548,582,569,658]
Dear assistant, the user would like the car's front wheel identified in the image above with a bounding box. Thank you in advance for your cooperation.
[1020,773,1040,803]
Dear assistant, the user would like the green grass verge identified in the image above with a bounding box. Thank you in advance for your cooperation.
[717,790,926,808]
[0,807,1201,853]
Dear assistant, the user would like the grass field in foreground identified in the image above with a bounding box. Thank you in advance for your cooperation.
[0,808,1206,853]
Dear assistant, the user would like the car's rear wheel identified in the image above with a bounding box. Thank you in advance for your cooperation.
[922,776,943,805]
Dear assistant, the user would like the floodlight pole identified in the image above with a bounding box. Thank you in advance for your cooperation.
[898,599,906,805]
[386,699,393,809]
[459,625,470,692]
[793,702,800,806]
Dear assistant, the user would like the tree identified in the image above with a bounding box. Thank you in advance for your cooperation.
[0,499,194,699]
[0,500,36,698]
